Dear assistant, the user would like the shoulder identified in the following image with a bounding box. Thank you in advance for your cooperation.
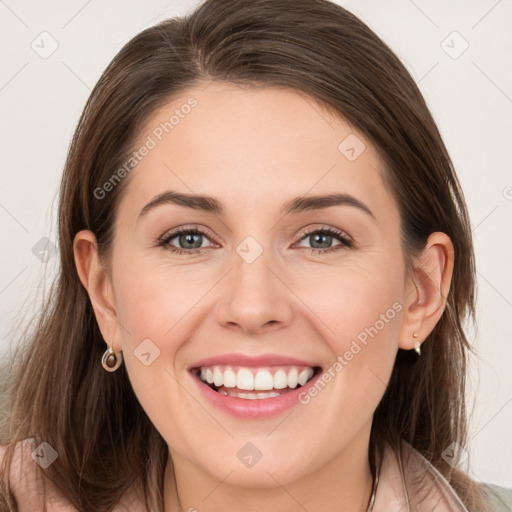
[400,441,511,512]
[0,438,77,511]
[1,439,147,512]
[377,440,472,511]
[479,482,512,511]
[1,438,45,510]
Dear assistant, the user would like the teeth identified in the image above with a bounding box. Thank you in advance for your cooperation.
[287,367,299,388]
[298,368,311,386]
[223,369,237,388]
[273,369,288,389]
[199,365,315,391]
[237,368,254,390]
[226,391,282,399]
[254,370,273,390]
[213,367,223,387]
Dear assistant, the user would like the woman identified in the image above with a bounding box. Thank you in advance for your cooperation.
[0,0,509,510]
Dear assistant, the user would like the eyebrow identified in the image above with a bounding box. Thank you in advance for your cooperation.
[137,190,375,220]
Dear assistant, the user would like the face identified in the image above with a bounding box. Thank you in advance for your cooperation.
[103,82,408,487]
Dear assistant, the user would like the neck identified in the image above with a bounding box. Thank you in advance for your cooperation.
[163,425,374,512]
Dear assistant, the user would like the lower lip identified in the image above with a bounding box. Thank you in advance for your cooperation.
[190,370,322,419]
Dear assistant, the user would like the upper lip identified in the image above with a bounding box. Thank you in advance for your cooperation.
[188,353,321,370]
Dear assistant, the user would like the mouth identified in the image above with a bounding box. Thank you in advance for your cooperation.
[190,365,323,400]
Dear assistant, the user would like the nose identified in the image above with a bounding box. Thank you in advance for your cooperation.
[215,247,294,336]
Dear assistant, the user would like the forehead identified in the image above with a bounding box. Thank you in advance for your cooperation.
[119,81,395,221]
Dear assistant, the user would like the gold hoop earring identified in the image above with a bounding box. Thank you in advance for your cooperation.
[101,346,123,372]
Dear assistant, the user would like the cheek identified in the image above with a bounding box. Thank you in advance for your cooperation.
[280,274,399,447]
[109,256,198,433]
[297,259,404,350]
[108,254,193,413]
[291,258,404,412]
[112,254,198,344]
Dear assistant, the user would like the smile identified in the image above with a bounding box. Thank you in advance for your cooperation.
[187,354,324,418]
[195,365,319,399]
[189,364,324,418]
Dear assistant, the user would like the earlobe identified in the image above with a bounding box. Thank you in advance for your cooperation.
[398,232,454,351]
[73,230,121,351]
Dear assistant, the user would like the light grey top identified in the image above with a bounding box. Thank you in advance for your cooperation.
[481,483,512,511]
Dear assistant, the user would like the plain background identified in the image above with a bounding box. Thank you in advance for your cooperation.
[0,0,511,488]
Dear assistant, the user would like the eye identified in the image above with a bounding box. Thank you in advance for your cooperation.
[157,225,353,256]
[294,226,353,254]
[157,226,216,255]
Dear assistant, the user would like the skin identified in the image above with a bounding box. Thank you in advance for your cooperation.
[74,81,453,512]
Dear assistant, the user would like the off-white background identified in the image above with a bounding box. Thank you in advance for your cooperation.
[1,0,511,488]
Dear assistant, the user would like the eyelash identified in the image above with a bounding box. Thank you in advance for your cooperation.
[157,225,354,256]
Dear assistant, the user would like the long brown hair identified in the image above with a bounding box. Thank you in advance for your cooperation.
[1,0,489,510]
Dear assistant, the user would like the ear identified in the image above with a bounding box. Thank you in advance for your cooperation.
[398,232,454,351]
[73,230,122,352]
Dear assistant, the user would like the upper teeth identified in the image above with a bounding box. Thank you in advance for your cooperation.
[199,366,315,390]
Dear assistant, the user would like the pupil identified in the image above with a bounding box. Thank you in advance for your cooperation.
[312,233,331,249]
[181,233,201,249]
